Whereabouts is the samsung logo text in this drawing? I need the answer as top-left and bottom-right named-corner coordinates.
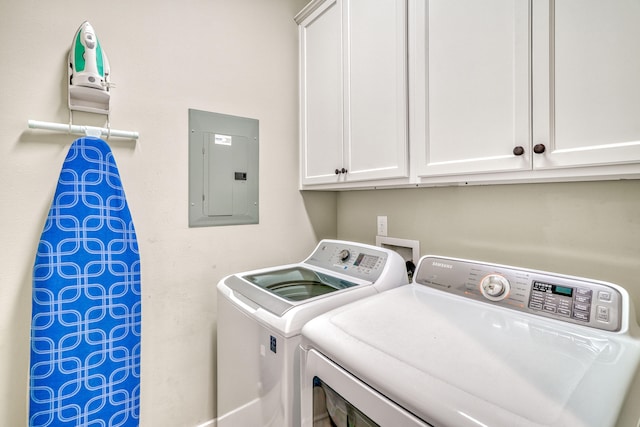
top-left (432, 261), bottom-right (453, 269)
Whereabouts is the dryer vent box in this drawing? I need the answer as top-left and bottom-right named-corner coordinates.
top-left (189, 109), bottom-right (259, 227)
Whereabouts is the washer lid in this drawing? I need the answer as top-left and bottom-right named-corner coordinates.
top-left (224, 266), bottom-right (362, 317)
top-left (302, 285), bottom-right (640, 427)
top-left (243, 266), bottom-right (359, 301)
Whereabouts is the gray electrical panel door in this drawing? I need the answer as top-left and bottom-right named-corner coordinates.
top-left (189, 109), bottom-right (259, 227)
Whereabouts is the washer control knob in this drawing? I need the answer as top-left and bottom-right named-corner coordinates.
top-left (480, 274), bottom-right (510, 301)
top-left (338, 249), bottom-right (351, 263)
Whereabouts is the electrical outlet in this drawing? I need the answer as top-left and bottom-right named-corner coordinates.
top-left (377, 216), bottom-right (388, 236)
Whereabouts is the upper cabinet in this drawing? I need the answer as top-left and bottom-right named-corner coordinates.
top-left (532, 0), bottom-right (640, 171)
top-left (297, 0), bottom-right (640, 190)
top-left (412, 0), bottom-right (640, 184)
top-left (296, 0), bottom-right (408, 188)
top-left (411, 0), bottom-right (531, 178)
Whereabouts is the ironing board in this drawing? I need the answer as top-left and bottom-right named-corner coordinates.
top-left (29, 137), bottom-right (141, 426)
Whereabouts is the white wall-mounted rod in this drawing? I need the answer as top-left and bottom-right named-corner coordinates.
top-left (28, 120), bottom-right (139, 140)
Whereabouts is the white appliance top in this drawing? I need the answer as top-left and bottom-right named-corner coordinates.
top-left (218, 240), bottom-right (408, 335)
top-left (301, 255), bottom-right (640, 427)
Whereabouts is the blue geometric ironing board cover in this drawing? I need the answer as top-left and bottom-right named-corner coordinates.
top-left (29, 137), bottom-right (141, 427)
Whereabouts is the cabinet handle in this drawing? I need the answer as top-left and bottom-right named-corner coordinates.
top-left (513, 146), bottom-right (525, 156)
top-left (335, 168), bottom-right (349, 175)
top-left (533, 144), bottom-right (546, 154)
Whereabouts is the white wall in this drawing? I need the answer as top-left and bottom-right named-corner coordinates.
top-left (0, 0), bottom-right (334, 426)
top-left (336, 181), bottom-right (640, 323)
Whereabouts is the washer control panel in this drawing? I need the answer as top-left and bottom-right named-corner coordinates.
top-left (415, 256), bottom-right (624, 332)
top-left (305, 241), bottom-right (389, 282)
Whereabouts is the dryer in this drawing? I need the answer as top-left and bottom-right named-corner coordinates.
top-left (300, 255), bottom-right (640, 427)
top-left (216, 239), bottom-right (408, 427)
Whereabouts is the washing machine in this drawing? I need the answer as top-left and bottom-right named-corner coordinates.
top-left (216, 239), bottom-right (409, 427)
top-left (300, 255), bottom-right (640, 427)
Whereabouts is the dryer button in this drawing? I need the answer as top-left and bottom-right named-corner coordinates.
top-left (574, 302), bottom-right (590, 312)
top-left (575, 294), bottom-right (591, 304)
top-left (572, 311), bottom-right (590, 322)
top-left (529, 301), bottom-right (543, 310)
top-left (576, 288), bottom-right (593, 298)
top-left (598, 291), bottom-right (612, 302)
top-left (596, 306), bottom-right (610, 322)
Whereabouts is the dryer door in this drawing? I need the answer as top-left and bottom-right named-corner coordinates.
top-left (300, 349), bottom-right (430, 427)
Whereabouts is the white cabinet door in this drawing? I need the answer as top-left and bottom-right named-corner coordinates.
top-left (412, 0), bottom-right (531, 178)
top-left (298, 0), bottom-right (408, 188)
top-left (345, 0), bottom-right (408, 182)
top-left (532, 0), bottom-right (640, 170)
top-left (299, 0), bottom-right (343, 185)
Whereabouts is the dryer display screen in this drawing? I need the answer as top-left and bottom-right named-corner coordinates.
top-left (553, 285), bottom-right (573, 297)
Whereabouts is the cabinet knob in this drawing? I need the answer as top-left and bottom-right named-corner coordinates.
top-left (513, 146), bottom-right (525, 156)
top-left (335, 169), bottom-right (340, 175)
top-left (533, 144), bottom-right (546, 154)
top-left (341, 168), bottom-right (348, 174)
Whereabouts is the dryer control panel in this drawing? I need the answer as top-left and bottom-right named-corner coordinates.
top-left (415, 256), bottom-right (624, 332)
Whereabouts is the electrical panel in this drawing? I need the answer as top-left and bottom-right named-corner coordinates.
top-left (189, 109), bottom-right (259, 227)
